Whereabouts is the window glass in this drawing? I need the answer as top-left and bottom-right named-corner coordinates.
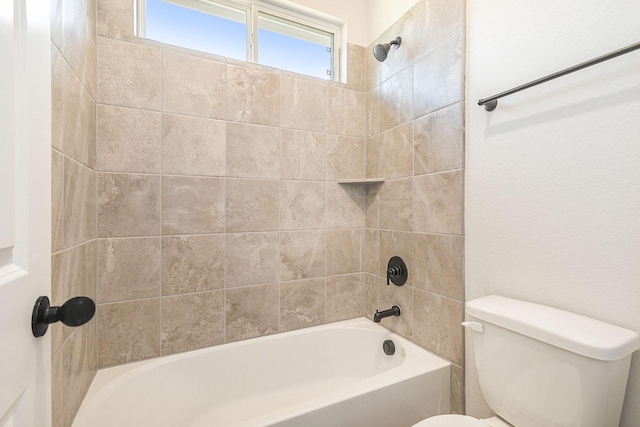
top-left (258, 12), bottom-right (333, 80)
top-left (145, 0), bottom-right (247, 61)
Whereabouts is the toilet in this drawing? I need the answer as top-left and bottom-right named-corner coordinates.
top-left (413, 295), bottom-right (640, 427)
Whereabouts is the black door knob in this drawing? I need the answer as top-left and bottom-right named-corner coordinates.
top-left (31, 296), bottom-right (96, 337)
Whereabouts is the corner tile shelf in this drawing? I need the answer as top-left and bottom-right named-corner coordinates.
top-left (337, 178), bottom-right (385, 184)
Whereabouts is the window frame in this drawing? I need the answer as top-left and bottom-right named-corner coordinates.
top-left (136, 0), bottom-right (342, 80)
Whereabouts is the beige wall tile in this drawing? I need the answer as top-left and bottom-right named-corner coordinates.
top-left (327, 86), bottom-right (366, 138)
top-left (162, 51), bottom-right (227, 119)
top-left (279, 230), bottom-right (326, 281)
top-left (326, 229), bottom-right (363, 276)
top-left (364, 273), bottom-right (383, 319)
top-left (98, 299), bottom-right (160, 368)
top-left (366, 135), bottom-right (380, 178)
top-left (280, 130), bottom-right (326, 181)
top-left (414, 35), bottom-right (465, 119)
top-left (162, 176), bottom-right (225, 234)
top-left (53, 15), bottom-right (98, 420)
top-left (366, 86), bottom-right (381, 138)
top-left (280, 181), bottom-right (325, 230)
top-left (86, 238), bottom-right (97, 295)
top-left (83, 0), bottom-right (97, 27)
top-left (365, 184), bottom-right (381, 229)
top-left (227, 65), bottom-right (280, 126)
top-left (51, 0), bottom-right (63, 50)
top-left (162, 114), bottom-right (226, 176)
top-left (226, 122), bottom-right (280, 179)
top-left (413, 0), bottom-right (465, 59)
top-left (97, 37), bottom-right (162, 110)
top-left (226, 233), bottom-right (279, 287)
top-left (97, 238), bottom-right (161, 303)
top-left (226, 179), bottom-right (278, 232)
top-left (97, 105), bottom-right (162, 173)
top-left (413, 171), bottom-right (463, 234)
top-left (326, 273), bottom-right (364, 322)
top-left (98, 173), bottom-right (160, 237)
top-left (413, 291), bottom-right (464, 366)
top-left (51, 252), bottom-right (66, 355)
top-left (280, 278), bottom-right (326, 332)
top-left (451, 363), bottom-right (465, 415)
top-left (87, 171), bottom-right (97, 240)
top-left (326, 135), bottom-right (365, 181)
top-left (162, 235), bottom-right (225, 295)
top-left (326, 183), bottom-right (365, 229)
top-left (379, 65), bottom-right (414, 132)
top-left (379, 122), bottom-right (414, 179)
top-left (51, 348), bottom-right (64, 427)
top-left (379, 178), bottom-right (413, 231)
top-left (66, 243), bottom-right (88, 303)
top-left (97, 0), bottom-right (133, 41)
top-left (161, 291), bottom-right (225, 355)
top-left (62, 0), bottom-right (97, 98)
top-left (226, 284), bottom-right (279, 342)
top-left (51, 46), bottom-right (64, 152)
top-left (280, 76), bottom-right (326, 132)
top-left (414, 102), bottom-right (464, 174)
top-left (62, 60), bottom-right (96, 167)
top-left (365, 229), bottom-right (379, 275)
top-left (345, 43), bottom-right (365, 92)
top-left (52, 151), bottom-right (64, 252)
top-left (62, 324), bottom-right (97, 427)
top-left (63, 158), bottom-right (91, 247)
top-left (51, 246), bottom-right (90, 368)
top-left (413, 233), bottom-right (463, 300)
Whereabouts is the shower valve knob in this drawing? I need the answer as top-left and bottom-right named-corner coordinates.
top-left (31, 296), bottom-right (96, 337)
top-left (386, 256), bottom-right (408, 286)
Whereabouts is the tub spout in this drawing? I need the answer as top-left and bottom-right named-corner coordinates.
top-left (373, 305), bottom-right (401, 323)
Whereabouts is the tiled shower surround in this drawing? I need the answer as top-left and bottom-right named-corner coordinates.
top-left (52, 0), bottom-right (465, 425)
top-left (94, 38), bottom-right (369, 368)
top-left (364, 0), bottom-right (466, 414)
top-left (51, 0), bottom-right (98, 425)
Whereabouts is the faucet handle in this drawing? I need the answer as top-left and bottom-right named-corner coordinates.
top-left (386, 256), bottom-right (408, 286)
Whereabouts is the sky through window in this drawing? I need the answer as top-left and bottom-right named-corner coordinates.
top-left (145, 0), bottom-right (333, 79)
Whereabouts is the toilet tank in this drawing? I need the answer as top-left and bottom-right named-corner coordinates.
top-left (465, 295), bottom-right (640, 427)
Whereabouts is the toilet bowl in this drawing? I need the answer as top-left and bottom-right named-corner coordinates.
top-left (412, 414), bottom-right (512, 427)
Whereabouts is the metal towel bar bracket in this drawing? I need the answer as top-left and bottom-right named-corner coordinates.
top-left (478, 41), bottom-right (640, 111)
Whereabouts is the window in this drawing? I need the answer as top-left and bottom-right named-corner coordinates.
top-left (138, 0), bottom-right (341, 80)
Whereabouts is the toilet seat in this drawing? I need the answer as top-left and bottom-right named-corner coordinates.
top-left (412, 415), bottom-right (512, 427)
top-left (412, 414), bottom-right (487, 427)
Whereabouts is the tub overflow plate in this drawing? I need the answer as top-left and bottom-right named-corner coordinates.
top-left (383, 339), bottom-right (395, 355)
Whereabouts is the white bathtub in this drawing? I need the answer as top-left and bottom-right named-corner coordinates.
top-left (72, 318), bottom-right (450, 427)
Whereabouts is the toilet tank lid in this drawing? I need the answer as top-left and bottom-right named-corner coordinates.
top-left (466, 295), bottom-right (640, 361)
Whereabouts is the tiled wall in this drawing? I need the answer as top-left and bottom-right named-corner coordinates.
top-left (50, 0), bottom-right (98, 425)
top-left (364, 0), bottom-right (467, 414)
top-left (94, 0), bottom-right (368, 369)
top-left (53, 0), bottom-right (466, 424)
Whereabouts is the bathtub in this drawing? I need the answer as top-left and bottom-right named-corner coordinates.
top-left (72, 318), bottom-right (450, 427)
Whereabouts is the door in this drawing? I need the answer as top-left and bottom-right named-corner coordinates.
top-left (0, 0), bottom-right (52, 426)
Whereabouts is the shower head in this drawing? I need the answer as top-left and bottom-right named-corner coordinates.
top-left (372, 37), bottom-right (402, 62)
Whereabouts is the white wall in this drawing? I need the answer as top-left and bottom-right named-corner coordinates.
top-left (280, 0), bottom-right (420, 46)
top-left (466, 0), bottom-right (640, 425)
top-left (365, 0), bottom-right (421, 44)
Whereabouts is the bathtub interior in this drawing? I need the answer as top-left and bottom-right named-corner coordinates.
top-left (74, 319), bottom-right (450, 427)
